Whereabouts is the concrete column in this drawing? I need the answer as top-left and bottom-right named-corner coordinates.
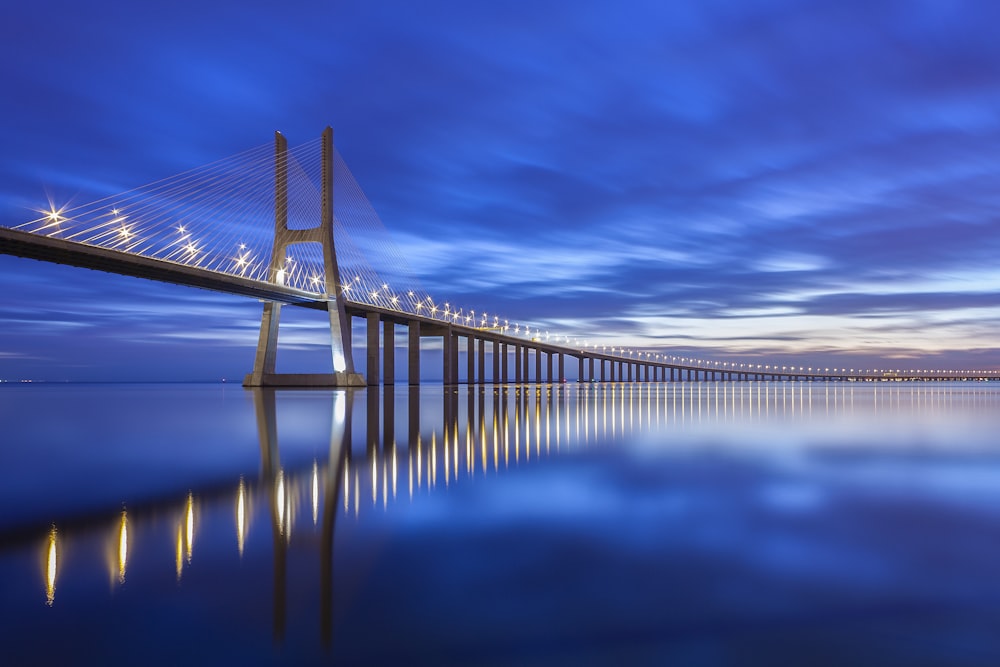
top-left (383, 321), bottom-right (395, 385)
top-left (535, 348), bottom-right (542, 383)
top-left (558, 353), bottom-right (564, 383)
top-left (366, 312), bottom-right (379, 386)
top-left (467, 335), bottom-right (475, 384)
top-left (600, 359), bottom-right (606, 382)
top-left (514, 345), bottom-right (522, 383)
top-left (501, 343), bottom-right (508, 383)
top-left (451, 332), bottom-right (460, 384)
top-left (522, 346), bottom-right (530, 383)
top-left (627, 362), bottom-right (633, 382)
top-left (589, 357), bottom-right (595, 382)
top-left (492, 340), bottom-right (500, 384)
top-left (478, 338), bottom-right (486, 384)
top-left (408, 321), bottom-right (420, 385)
top-left (442, 330), bottom-right (453, 385)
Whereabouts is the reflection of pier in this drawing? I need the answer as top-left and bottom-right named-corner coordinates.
top-left (25, 381), bottom-right (1000, 641)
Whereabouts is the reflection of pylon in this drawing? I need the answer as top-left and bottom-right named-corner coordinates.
top-left (243, 128), bottom-right (365, 387)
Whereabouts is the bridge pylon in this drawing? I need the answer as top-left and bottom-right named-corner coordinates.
top-left (243, 128), bottom-right (365, 387)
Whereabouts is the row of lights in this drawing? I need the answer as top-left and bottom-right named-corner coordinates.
top-left (34, 206), bottom-right (1000, 379)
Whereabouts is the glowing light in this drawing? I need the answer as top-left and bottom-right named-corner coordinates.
top-left (236, 477), bottom-right (247, 557)
top-left (45, 525), bottom-right (57, 606)
top-left (185, 492), bottom-right (194, 563)
top-left (312, 461), bottom-right (319, 525)
top-left (175, 524), bottom-right (183, 580)
top-left (276, 470), bottom-right (286, 536)
top-left (117, 510), bottom-right (128, 584)
top-left (343, 464), bottom-right (350, 514)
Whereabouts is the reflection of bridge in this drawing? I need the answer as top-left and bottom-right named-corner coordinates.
top-left (19, 382), bottom-right (1000, 644)
top-left (2, 129), bottom-right (996, 384)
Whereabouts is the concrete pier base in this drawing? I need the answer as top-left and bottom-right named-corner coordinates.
top-left (243, 372), bottom-right (366, 387)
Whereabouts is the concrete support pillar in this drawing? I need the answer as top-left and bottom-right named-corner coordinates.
top-left (478, 338), bottom-right (486, 384)
top-left (500, 343), bottom-right (508, 383)
top-left (408, 321), bottom-right (420, 385)
top-left (383, 321), bottom-right (394, 385)
top-left (627, 363), bottom-right (633, 382)
top-left (558, 353), bottom-right (565, 383)
top-left (442, 330), bottom-right (453, 385)
top-left (451, 332), bottom-right (460, 384)
top-left (600, 359), bottom-right (606, 382)
top-left (522, 346), bottom-right (530, 383)
top-left (467, 335), bottom-right (475, 384)
top-left (589, 357), bottom-right (595, 382)
top-left (535, 348), bottom-right (542, 383)
top-left (492, 340), bottom-right (500, 384)
top-left (514, 345), bottom-right (521, 383)
top-left (366, 312), bottom-right (379, 386)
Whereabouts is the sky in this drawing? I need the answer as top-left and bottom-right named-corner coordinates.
top-left (2, 0), bottom-right (1000, 381)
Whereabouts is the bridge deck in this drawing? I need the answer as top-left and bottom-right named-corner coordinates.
top-left (0, 227), bottom-right (326, 307)
top-left (2, 227), bottom-right (994, 383)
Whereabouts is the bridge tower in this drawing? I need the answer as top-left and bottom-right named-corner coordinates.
top-left (243, 128), bottom-right (365, 387)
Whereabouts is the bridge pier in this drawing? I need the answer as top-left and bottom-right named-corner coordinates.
top-left (408, 321), bottom-right (420, 385)
top-left (478, 338), bottom-right (486, 384)
top-left (466, 335), bottom-right (475, 384)
top-left (367, 313), bottom-right (379, 386)
top-left (244, 129), bottom-right (364, 388)
top-left (384, 322), bottom-right (395, 385)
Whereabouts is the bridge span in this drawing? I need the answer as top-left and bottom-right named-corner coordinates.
top-left (2, 129), bottom-right (996, 386)
top-left (2, 224), bottom-right (991, 385)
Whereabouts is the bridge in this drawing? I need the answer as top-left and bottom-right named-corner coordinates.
top-left (1, 128), bottom-right (996, 385)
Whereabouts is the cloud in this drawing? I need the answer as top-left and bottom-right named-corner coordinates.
top-left (3, 0), bottom-right (1000, 377)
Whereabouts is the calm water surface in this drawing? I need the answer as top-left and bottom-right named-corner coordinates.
top-left (2, 382), bottom-right (1000, 666)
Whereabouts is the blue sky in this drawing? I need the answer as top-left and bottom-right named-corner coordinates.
top-left (2, 0), bottom-right (1000, 380)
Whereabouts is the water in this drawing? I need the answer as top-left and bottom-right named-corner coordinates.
top-left (2, 382), bottom-right (1000, 666)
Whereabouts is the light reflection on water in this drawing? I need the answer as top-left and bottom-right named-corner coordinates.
top-left (1, 382), bottom-right (1000, 665)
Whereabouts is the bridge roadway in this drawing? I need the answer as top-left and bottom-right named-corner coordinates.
top-left (2, 226), bottom-right (994, 385)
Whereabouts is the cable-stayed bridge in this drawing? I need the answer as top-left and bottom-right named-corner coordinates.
top-left (1, 129), bottom-right (996, 385)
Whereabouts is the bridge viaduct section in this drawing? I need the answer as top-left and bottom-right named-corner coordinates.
top-left (340, 303), bottom-right (988, 385)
